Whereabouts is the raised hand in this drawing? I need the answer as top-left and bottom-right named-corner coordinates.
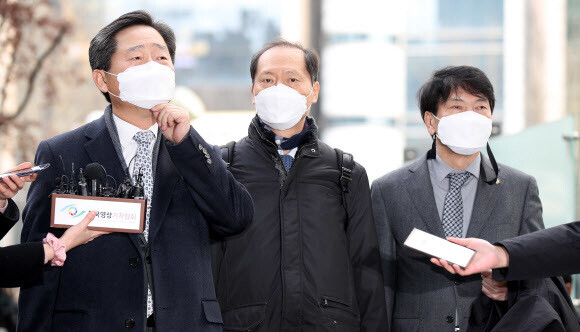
top-left (150, 103), bottom-right (191, 144)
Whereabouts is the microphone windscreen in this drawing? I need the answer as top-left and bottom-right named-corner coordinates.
top-left (54, 177), bottom-right (62, 186)
top-left (85, 163), bottom-right (103, 181)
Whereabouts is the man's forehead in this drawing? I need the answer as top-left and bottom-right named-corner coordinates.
top-left (257, 46), bottom-right (307, 73)
top-left (446, 88), bottom-right (488, 103)
top-left (114, 25), bottom-right (166, 48)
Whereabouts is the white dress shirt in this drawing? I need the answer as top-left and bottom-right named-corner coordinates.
top-left (112, 114), bottom-right (158, 177)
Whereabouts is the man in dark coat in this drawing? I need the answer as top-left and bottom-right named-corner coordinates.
top-left (211, 40), bottom-right (387, 331)
top-left (17, 11), bottom-right (253, 331)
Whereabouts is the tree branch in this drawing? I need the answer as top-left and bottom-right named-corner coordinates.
top-left (5, 24), bottom-right (67, 121)
top-left (0, 32), bottom-right (20, 114)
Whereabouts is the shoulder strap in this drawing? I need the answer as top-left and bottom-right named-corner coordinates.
top-left (220, 141), bottom-right (236, 171)
top-left (335, 148), bottom-right (354, 228)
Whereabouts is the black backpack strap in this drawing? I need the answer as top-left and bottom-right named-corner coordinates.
top-left (220, 141), bottom-right (236, 171)
top-left (335, 148), bottom-right (354, 228)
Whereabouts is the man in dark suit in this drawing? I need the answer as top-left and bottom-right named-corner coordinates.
top-left (17, 11), bottom-right (253, 331)
top-left (371, 66), bottom-right (544, 331)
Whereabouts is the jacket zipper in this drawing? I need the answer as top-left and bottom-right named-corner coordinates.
top-left (251, 121), bottom-right (317, 179)
top-left (251, 122), bottom-right (287, 175)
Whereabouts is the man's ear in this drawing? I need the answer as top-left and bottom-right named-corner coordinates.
top-left (251, 85), bottom-right (255, 105)
top-left (310, 81), bottom-right (320, 104)
top-left (93, 70), bottom-right (108, 93)
top-left (424, 111), bottom-right (437, 136)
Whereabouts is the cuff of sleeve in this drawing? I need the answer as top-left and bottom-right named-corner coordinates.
top-left (165, 127), bottom-right (193, 147)
top-left (491, 243), bottom-right (509, 281)
top-left (43, 233), bottom-right (67, 266)
top-left (1, 199), bottom-right (19, 221)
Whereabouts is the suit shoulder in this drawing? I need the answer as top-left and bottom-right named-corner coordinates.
top-left (40, 119), bottom-right (105, 154)
top-left (372, 160), bottom-right (419, 189)
top-left (497, 163), bottom-right (535, 183)
top-left (42, 122), bottom-right (91, 148)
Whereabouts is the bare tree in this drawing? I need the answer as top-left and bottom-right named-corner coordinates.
top-left (0, 0), bottom-right (71, 128)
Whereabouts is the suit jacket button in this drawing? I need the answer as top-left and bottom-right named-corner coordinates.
top-left (129, 257), bottom-right (140, 267)
top-left (454, 275), bottom-right (461, 285)
top-left (446, 316), bottom-right (454, 323)
top-left (145, 256), bottom-right (152, 264)
top-left (125, 318), bottom-right (135, 328)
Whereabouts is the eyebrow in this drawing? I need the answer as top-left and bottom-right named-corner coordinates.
top-left (449, 97), bottom-right (488, 102)
top-left (449, 97), bottom-right (464, 102)
top-left (258, 70), bottom-right (303, 77)
top-left (258, 71), bottom-right (275, 77)
top-left (126, 43), bottom-right (168, 52)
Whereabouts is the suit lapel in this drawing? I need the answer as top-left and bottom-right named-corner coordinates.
top-left (147, 139), bottom-right (180, 243)
top-left (405, 156), bottom-right (446, 237)
top-left (465, 155), bottom-right (502, 238)
top-left (83, 116), bottom-right (143, 252)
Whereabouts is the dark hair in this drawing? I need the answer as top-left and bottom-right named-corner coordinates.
top-left (417, 66), bottom-right (495, 119)
top-left (250, 38), bottom-right (320, 84)
top-left (89, 10), bottom-right (176, 102)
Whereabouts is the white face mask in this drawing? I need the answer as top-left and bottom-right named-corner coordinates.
top-left (106, 61), bottom-right (175, 109)
top-left (432, 111), bottom-right (492, 155)
top-left (254, 83), bottom-right (313, 130)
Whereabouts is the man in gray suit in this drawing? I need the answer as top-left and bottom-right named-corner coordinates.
top-left (371, 66), bottom-right (544, 331)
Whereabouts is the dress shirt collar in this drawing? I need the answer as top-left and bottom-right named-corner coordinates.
top-left (432, 152), bottom-right (481, 188)
top-left (112, 114), bottom-right (158, 147)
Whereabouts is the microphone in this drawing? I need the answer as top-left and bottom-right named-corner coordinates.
top-left (116, 168), bottom-right (133, 198)
top-left (85, 163), bottom-right (103, 197)
top-left (78, 168), bottom-right (88, 196)
top-left (53, 155), bottom-right (68, 195)
top-left (52, 177), bottom-right (64, 194)
top-left (60, 175), bottom-right (68, 193)
top-left (68, 163), bottom-right (78, 195)
top-left (99, 164), bottom-right (116, 197)
top-left (132, 167), bottom-right (144, 199)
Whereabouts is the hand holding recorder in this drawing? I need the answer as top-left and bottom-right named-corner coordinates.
top-left (430, 237), bottom-right (510, 276)
top-left (0, 162), bottom-right (47, 209)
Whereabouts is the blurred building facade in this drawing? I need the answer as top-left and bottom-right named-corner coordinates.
top-left (2, 0), bottom-right (580, 258)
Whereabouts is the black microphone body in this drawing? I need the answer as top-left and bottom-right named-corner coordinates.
top-left (78, 168), bottom-right (88, 196)
top-left (132, 169), bottom-right (144, 200)
top-left (68, 163), bottom-right (77, 195)
top-left (91, 179), bottom-right (98, 197)
top-left (52, 177), bottom-right (64, 194)
top-left (85, 163), bottom-right (104, 197)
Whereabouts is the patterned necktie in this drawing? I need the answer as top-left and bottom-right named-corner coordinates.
top-left (132, 130), bottom-right (155, 317)
top-left (441, 172), bottom-right (470, 238)
top-left (280, 154), bottom-right (294, 171)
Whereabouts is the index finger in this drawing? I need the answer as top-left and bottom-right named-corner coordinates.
top-left (79, 211), bottom-right (98, 227)
top-left (151, 103), bottom-right (171, 112)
